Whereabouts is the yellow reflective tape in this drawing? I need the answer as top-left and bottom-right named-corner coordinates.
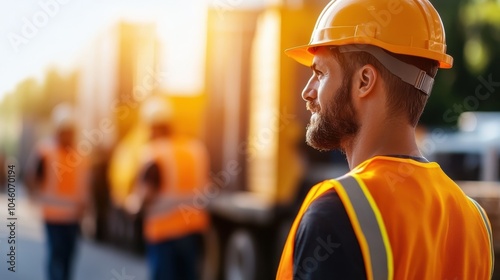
top-left (333, 179), bottom-right (374, 280)
top-left (352, 174), bottom-right (394, 280)
top-left (336, 175), bottom-right (393, 280)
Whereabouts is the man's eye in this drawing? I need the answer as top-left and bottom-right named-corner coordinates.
top-left (314, 70), bottom-right (324, 78)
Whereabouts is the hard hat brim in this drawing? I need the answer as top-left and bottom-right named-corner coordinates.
top-left (285, 44), bottom-right (315, 67)
top-left (285, 40), bottom-right (453, 69)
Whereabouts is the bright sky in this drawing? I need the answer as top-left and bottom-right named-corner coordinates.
top-left (0, 0), bottom-right (210, 100)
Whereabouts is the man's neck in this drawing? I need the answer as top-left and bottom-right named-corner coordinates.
top-left (343, 119), bottom-right (422, 169)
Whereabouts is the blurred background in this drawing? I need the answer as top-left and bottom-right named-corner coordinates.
top-left (0, 0), bottom-right (500, 279)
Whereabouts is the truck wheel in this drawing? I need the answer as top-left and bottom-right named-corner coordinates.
top-left (224, 229), bottom-right (258, 280)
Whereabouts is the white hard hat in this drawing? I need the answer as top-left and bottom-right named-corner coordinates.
top-left (51, 103), bottom-right (76, 131)
top-left (140, 96), bottom-right (173, 125)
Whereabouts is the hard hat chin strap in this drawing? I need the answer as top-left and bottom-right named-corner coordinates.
top-left (337, 45), bottom-right (434, 96)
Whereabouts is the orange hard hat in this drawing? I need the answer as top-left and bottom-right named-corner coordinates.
top-left (285, 0), bottom-right (453, 69)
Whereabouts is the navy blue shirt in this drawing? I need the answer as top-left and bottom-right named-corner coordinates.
top-left (293, 190), bottom-right (366, 280)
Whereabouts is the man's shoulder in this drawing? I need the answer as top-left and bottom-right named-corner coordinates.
top-left (297, 189), bottom-right (350, 244)
top-left (294, 189), bottom-right (367, 279)
top-left (302, 189), bottom-right (344, 220)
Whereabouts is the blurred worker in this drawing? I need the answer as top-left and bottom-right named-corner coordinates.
top-left (277, 1), bottom-right (494, 279)
top-left (26, 103), bottom-right (89, 280)
top-left (125, 96), bottom-right (210, 280)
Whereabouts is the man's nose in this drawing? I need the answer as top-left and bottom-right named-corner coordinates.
top-left (302, 75), bottom-right (318, 102)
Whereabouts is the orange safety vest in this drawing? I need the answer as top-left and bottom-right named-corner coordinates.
top-left (143, 137), bottom-right (210, 244)
top-left (38, 142), bottom-right (89, 224)
top-left (277, 156), bottom-right (494, 280)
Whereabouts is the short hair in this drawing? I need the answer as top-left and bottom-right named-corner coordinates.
top-left (331, 47), bottom-right (439, 127)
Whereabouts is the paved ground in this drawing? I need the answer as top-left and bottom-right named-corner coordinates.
top-left (0, 187), bottom-right (148, 280)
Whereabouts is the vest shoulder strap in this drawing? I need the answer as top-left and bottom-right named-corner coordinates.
top-left (336, 175), bottom-right (394, 280)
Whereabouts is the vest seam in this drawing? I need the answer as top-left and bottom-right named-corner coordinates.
top-left (467, 197), bottom-right (495, 278)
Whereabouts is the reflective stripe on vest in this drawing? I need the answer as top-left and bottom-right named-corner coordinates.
top-left (337, 175), bottom-right (393, 280)
top-left (39, 194), bottom-right (79, 208)
top-left (147, 196), bottom-right (193, 218)
top-left (467, 197), bottom-right (495, 279)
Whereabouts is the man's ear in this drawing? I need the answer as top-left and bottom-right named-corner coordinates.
top-left (355, 64), bottom-right (377, 98)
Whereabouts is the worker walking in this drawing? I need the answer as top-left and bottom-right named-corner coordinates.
top-left (126, 96), bottom-right (210, 280)
top-left (27, 103), bottom-right (90, 280)
top-left (277, 0), bottom-right (494, 279)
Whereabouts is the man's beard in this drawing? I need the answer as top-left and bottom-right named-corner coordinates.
top-left (305, 75), bottom-right (359, 152)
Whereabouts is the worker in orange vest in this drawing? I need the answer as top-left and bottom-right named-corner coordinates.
top-left (277, 1), bottom-right (494, 279)
top-left (27, 103), bottom-right (90, 280)
top-left (125, 96), bottom-right (210, 280)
